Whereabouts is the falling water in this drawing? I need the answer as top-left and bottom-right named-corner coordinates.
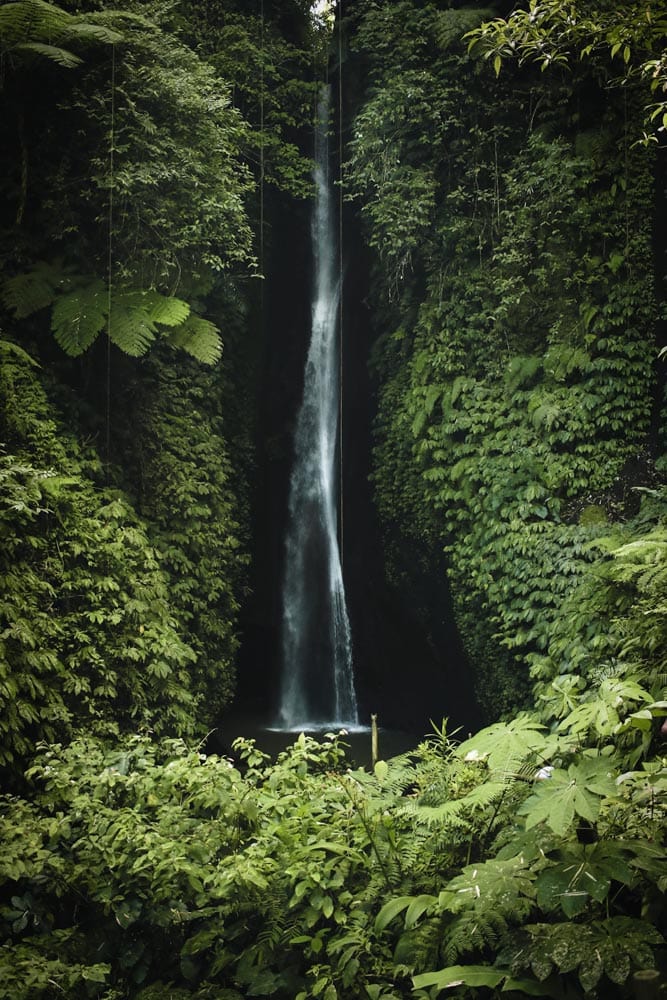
top-left (277, 85), bottom-right (358, 730)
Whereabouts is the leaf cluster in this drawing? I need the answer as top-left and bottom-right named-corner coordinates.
top-left (349, 0), bottom-right (659, 718)
top-left (0, 339), bottom-right (200, 771)
top-left (2, 263), bottom-right (223, 363)
top-left (0, 715), bottom-right (663, 999)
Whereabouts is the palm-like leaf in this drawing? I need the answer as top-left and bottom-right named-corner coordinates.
top-left (0, 0), bottom-right (121, 69)
top-left (1, 261), bottom-right (64, 318)
top-left (167, 314), bottom-right (223, 365)
top-left (3, 264), bottom-right (221, 364)
top-left (14, 40), bottom-right (81, 67)
top-left (51, 281), bottom-right (107, 355)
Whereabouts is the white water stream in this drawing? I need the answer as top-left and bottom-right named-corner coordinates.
top-left (277, 85), bottom-right (358, 731)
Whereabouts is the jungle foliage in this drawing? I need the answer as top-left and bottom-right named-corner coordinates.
top-left (345, 0), bottom-right (665, 717)
top-left (0, 710), bottom-right (664, 999)
top-left (0, 0), bottom-right (322, 777)
top-left (0, 0), bottom-right (666, 997)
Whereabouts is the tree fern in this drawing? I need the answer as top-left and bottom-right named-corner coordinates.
top-left (2, 265), bottom-right (221, 363)
top-left (51, 280), bottom-right (107, 355)
top-left (166, 314), bottom-right (223, 365)
top-left (0, 0), bottom-right (121, 69)
top-left (106, 298), bottom-right (157, 357)
top-left (0, 0), bottom-right (73, 45)
top-left (1, 261), bottom-right (63, 318)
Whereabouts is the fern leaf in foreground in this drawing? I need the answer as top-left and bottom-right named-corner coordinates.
top-left (15, 40), bottom-right (81, 67)
top-left (404, 779), bottom-right (507, 828)
top-left (51, 281), bottom-right (107, 355)
top-left (146, 292), bottom-right (190, 328)
top-left (106, 300), bottom-right (156, 357)
top-left (0, 0), bottom-right (70, 45)
top-left (1, 261), bottom-right (63, 318)
top-left (3, 264), bottom-right (219, 363)
top-left (167, 314), bottom-right (222, 365)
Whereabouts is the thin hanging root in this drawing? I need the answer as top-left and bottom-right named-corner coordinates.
top-left (106, 43), bottom-right (116, 471)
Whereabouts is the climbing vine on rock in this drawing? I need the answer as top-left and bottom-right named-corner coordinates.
top-left (348, 0), bottom-right (660, 717)
top-left (116, 347), bottom-right (250, 721)
top-left (0, 339), bottom-right (198, 773)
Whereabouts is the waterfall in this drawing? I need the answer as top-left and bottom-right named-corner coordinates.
top-left (277, 84), bottom-right (358, 730)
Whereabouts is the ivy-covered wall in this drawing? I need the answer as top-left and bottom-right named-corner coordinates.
top-left (345, 0), bottom-right (664, 719)
top-left (0, 0), bottom-right (324, 779)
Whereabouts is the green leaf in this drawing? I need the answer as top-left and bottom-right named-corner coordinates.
top-left (81, 965), bottom-right (111, 983)
top-left (167, 314), bottom-right (222, 365)
top-left (413, 965), bottom-right (504, 990)
top-left (51, 280), bottom-right (107, 355)
top-left (441, 856), bottom-right (535, 914)
top-left (456, 716), bottom-right (549, 772)
top-left (405, 894), bottom-right (437, 929)
top-left (519, 757), bottom-right (617, 835)
top-left (374, 896), bottom-right (413, 933)
top-left (374, 759), bottom-right (389, 783)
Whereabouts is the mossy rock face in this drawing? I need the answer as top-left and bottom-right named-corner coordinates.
top-left (579, 505), bottom-right (608, 528)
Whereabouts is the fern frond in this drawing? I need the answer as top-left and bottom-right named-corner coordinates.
top-left (2, 261), bottom-right (63, 318)
top-left (167, 314), bottom-right (222, 365)
top-left (543, 343), bottom-right (592, 379)
top-left (505, 354), bottom-right (542, 391)
top-left (530, 398), bottom-right (564, 430)
top-left (0, 0), bottom-right (71, 45)
top-left (51, 280), bottom-right (107, 355)
top-left (358, 753), bottom-right (421, 798)
top-left (613, 533), bottom-right (667, 564)
top-left (14, 40), bottom-right (81, 66)
top-left (65, 22), bottom-right (122, 46)
top-left (434, 8), bottom-right (496, 51)
top-left (0, 339), bottom-right (39, 367)
top-left (108, 298), bottom-right (157, 357)
top-left (406, 780), bottom-right (507, 828)
top-left (145, 292), bottom-right (190, 328)
top-left (0, 0), bottom-right (121, 68)
top-left (637, 565), bottom-right (667, 592)
top-left (402, 799), bottom-right (471, 829)
top-left (3, 265), bottom-right (217, 363)
top-left (441, 908), bottom-right (510, 964)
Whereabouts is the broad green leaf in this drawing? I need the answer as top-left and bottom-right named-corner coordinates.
top-left (405, 894), bottom-right (437, 929)
top-left (374, 896), bottom-right (413, 933)
top-left (413, 965), bottom-right (504, 990)
top-left (455, 715), bottom-right (548, 773)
